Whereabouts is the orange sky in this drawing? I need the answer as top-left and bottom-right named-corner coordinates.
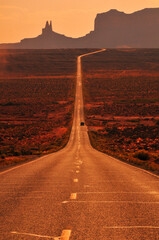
top-left (0, 0), bottom-right (159, 43)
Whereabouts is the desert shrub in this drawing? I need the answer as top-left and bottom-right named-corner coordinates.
top-left (154, 158), bottom-right (159, 164)
top-left (133, 150), bottom-right (150, 161)
top-left (1, 154), bottom-right (6, 159)
top-left (13, 150), bottom-right (21, 156)
top-left (21, 148), bottom-right (32, 155)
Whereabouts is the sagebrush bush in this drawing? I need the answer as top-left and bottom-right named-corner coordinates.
top-left (133, 150), bottom-right (150, 161)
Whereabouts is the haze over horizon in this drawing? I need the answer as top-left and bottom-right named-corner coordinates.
top-left (0, 0), bottom-right (159, 43)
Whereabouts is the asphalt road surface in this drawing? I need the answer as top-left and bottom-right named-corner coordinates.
top-left (0, 49), bottom-right (159, 240)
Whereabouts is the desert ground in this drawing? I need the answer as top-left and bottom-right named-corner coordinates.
top-left (82, 49), bottom-right (159, 172)
top-left (0, 49), bottom-right (158, 173)
top-left (0, 49), bottom-right (93, 167)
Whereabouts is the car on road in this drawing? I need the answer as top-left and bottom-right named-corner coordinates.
top-left (80, 122), bottom-right (85, 126)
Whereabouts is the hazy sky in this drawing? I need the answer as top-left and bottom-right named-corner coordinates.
top-left (0, 0), bottom-right (159, 43)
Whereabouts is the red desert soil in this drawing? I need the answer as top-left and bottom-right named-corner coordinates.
top-left (0, 49), bottom-right (94, 167)
top-left (82, 49), bottom-right (159, 173)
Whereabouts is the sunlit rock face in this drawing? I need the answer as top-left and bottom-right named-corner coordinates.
top-left (1, 8), bottom-right (159, 48)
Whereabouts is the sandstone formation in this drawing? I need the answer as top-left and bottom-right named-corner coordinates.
top-left (0, 8), bottom-right (159, 48)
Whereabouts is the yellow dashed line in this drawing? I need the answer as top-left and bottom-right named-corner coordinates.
top-left (70, 193), bottom-right (77, 200)
top-left (73, 179), bottom-right (78, 183)
top-left (60, 230), bottom-right (71, 240)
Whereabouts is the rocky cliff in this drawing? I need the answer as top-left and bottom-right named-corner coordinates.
top-left (0, 8), bottom-right (159, 49)
top-left (93, 8), bottom-right (159, 47)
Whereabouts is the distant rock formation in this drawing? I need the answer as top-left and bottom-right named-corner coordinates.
top-left (42, 21), bottom-right (53, 35)
top-left (0, 8), bottom-right (159, 48)
top-left (92, 8), bottom-right (159, 48)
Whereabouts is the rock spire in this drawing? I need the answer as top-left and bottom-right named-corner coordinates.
top-left (42, 21), bottom-right (53, 35)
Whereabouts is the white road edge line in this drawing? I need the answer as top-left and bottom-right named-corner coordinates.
top-left (61, 200), bottom-right (159, 204)
top-left (107, 154), bottom-right (159, 179)
top-left (0, 154), bottom-right (49, 176)
top-left (11, 230), bottom-right (71, 240)
top-left (103, 226), bottom-right (159, 229)
top-left (11, 231), bottom-right (56, 239)
top-left (77, 191), bottom-right (159, 194)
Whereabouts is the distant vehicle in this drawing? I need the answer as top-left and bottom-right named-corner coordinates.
top-left (80, 122), bottom-right (85, 126)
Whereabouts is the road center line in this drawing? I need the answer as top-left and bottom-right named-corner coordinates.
top-left (73, 178), bottom-right (78, 183)
top-left (77, 160), bottom-right (83, 165)
top-left (70, 193), bottom-right (77, 200)
top-left (60, 230), bottom-right (71, 240)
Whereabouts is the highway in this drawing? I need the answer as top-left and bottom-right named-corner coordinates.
top-left (0, 49), bottom-right (159, 240)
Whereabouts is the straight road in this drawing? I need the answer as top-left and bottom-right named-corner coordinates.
top-left (0, 49), bottom-right (159, 240)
